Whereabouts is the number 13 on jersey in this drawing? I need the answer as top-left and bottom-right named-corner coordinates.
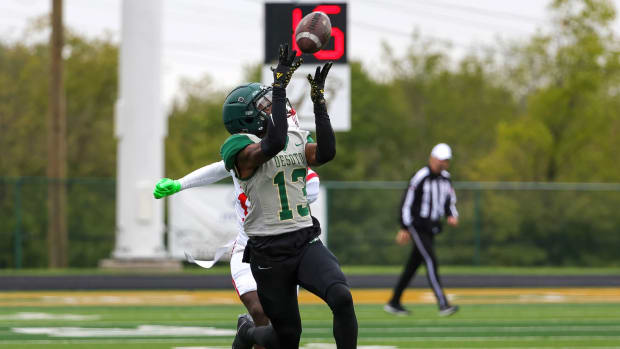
top-left (274, 168), bottom-right (310, 220)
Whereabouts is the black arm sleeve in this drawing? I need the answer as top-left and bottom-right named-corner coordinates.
top-left (260, 86), bottom-right (288, 158)
top-left (314, 103), bottom-right (336, 164)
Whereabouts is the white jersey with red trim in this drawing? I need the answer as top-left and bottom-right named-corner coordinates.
top-left (231, 171), bottom-right (250, 248)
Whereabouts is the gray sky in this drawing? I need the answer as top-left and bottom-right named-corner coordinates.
top-left (2, 0), bottom-right (620, 105)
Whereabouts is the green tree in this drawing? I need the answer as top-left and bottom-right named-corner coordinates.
top-left (0, 40), bottom-right (48, 176)
top-left (388, 36), bottom-right (518, 180)
top-left (64, 34), bottom-right (118, 177)
top-left (318, 36), bottom-right (518, 183)
top-left (1, 30), bottom-right (118, 177)
top-left (1, 28), bottom-right (118, 267)
top-left (164, 63), bottom-right (264, 178)
top-left (474, 0), bottom-right (620, 182)
top-left (165, 77), bottom-right (228, 179)
top-left (465, 0), bottom-right (620, 266)
top-left (316, 61), bottom-right (411, 181)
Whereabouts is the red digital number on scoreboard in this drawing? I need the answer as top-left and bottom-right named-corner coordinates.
top-left (291, 5), bottom-right (345, 60)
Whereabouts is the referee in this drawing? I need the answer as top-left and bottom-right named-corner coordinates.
top-left (385, 143), bottom-right (460, 317)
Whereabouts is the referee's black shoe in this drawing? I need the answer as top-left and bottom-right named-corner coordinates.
top-left (439, 304), bottom-right (459, 317)
top-left (383, 302), bottom-right (410, 316)
top-left (232, 314), bottom-right (254, 349)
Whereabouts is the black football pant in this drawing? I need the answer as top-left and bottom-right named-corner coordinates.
top-left (250, 240), bottom-right (358, 349)
top-left (390, 228), bottom-right (449, 309)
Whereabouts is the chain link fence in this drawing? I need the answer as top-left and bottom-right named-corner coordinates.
top-left (0, 177), bottom-right (115, 268)
top-left (1, 177), bottom-right (619, 268)
top-left (325, 181), bottom-right (620, 267)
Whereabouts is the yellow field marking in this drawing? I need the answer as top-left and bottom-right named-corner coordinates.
top-left (0, 290), bottom-right (240, 307)
top-left (348, 288), bottom-right (620, 305)
top-left (0, 288), bottom-right (619, 307)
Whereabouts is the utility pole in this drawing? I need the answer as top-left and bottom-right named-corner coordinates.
top-left (48, 0), bottom-right (68, 268)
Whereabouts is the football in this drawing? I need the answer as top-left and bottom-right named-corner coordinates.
top-left (294, 11), bottom-right (332, 54)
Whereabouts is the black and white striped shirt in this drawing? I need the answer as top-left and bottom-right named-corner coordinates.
top-left (399, 166), bottom-right (458, 234)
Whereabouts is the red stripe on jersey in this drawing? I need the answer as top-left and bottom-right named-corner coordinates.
top-left (232, 276), bottom-right (241, 297)
top-left (238, 193), bottom-right (249, 217)
top-left (306, 172), bottom-right (319, 181)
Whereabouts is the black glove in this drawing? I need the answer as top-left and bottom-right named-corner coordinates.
top-left (307, 62), bottom-right (333, 105)
top-left (272, 43), bottom-right (303, 88)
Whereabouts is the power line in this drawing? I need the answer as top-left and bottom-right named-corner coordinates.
top-left (0, 6), bottom-right (42, 17)
top-left (0, 14), bottom-right (29, 22)
top-left (165, 41), bottom-right (222, 51)
top-left (360, 0), bottom-right (531, 34)
top-left (412, 0), bottom-right (543, 23)
top-left (351, 20), bottom-right (474, 49)
top-left (164, 8), bottom-right (260, 32)
top-left (164, 49), bottom-right (252, 64)
top-left (165, 1), bottom-right (258, 18)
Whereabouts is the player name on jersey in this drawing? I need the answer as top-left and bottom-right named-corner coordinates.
top-left (274, 152), bottom-right (305, 168)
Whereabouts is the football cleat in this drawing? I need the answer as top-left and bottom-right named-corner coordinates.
top-left (232, 314), bottom-right (254, 349)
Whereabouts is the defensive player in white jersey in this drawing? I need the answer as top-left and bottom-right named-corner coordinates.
top-left (217, 44), bottom-right (357, 349)
top-left (153, 111), bottom-right (320, 349)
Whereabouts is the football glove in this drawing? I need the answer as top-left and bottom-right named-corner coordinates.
top-left (307, 61), bottom-right (333, 105)
top-left (272, 43), bottom-right (303, 88)
top-left (153, 178), bottom-right (181, 199)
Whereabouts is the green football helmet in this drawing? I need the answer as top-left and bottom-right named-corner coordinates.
top-left (222, 83), bottom-right (273, 136)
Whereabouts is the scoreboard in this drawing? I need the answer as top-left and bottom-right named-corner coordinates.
top-left (265, 3), bottom-right (347, 64)
top-left (263, 2), bottom-right (350, 131)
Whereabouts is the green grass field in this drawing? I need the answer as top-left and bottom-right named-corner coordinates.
top-left (1, 289), bottom-right (620, 348)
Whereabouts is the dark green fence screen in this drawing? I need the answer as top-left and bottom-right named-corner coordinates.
top-left (1, 178), bottom-right (619, 268)
top-left (325, 181), bottom-right (620, 267)
top-left (1, 177), bottom-right (115, 268)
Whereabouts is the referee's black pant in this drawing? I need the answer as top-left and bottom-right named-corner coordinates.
top-left (390, 227), bottom-right (449, 309)
top-left (248, 221), bottom-right (358, 349)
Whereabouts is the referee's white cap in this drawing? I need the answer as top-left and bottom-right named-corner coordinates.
top-left (431, 143), bottom-right (452, 160)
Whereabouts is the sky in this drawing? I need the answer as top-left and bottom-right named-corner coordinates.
top-left (2, 0), bottom-right (620, 106)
